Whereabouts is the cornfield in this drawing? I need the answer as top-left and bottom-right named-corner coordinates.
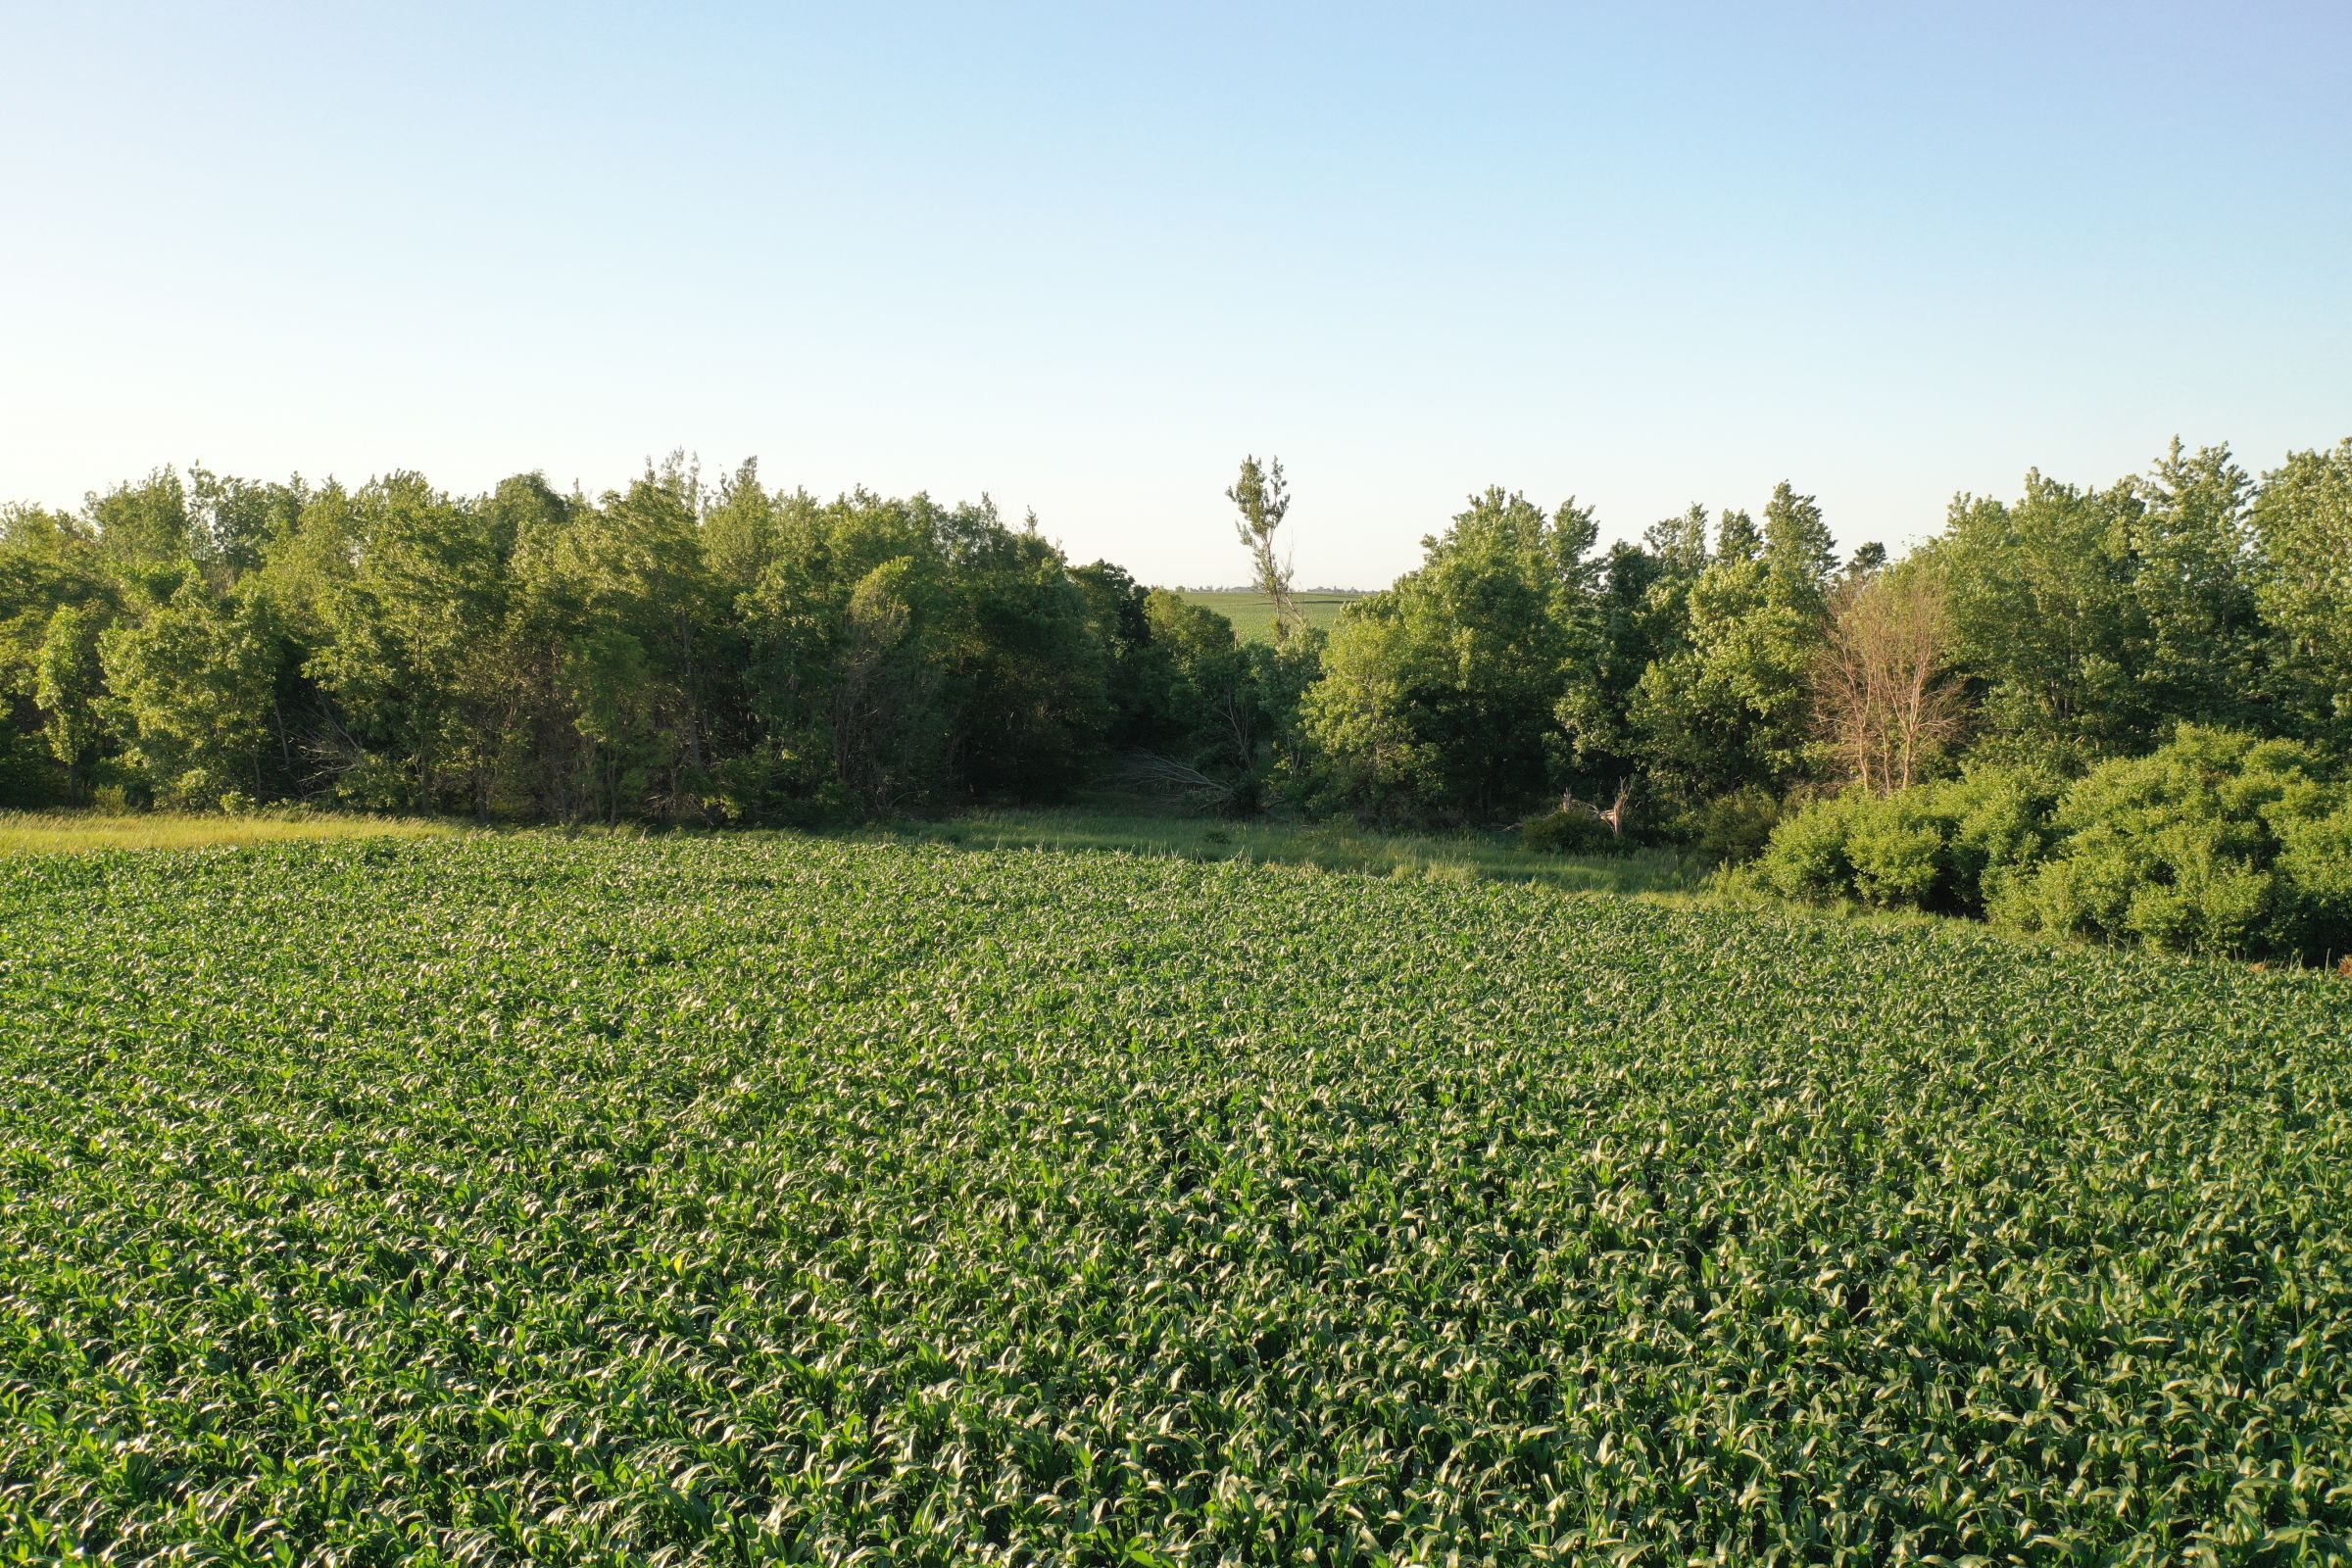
top-left (2, 837), bottom-right (2347, 1562)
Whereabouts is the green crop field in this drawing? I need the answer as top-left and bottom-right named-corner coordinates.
top-left (1166, 589), bottom-right (1367, 641)
top-left (4, 835), bottom-right (2350, 1562)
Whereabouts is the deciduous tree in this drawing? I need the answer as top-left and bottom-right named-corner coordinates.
top-left (1227, 455), bottom-right (1301, 644)
top-left (1812, 567), bottom-right (1968, 793)
top-left (2252, 439), bottom-right (2352, 754)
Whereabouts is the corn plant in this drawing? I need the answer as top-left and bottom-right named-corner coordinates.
top-left (1, 837), bottom-right (2347, 1563)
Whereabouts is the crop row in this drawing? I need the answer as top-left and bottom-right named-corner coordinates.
top-left (1, 837), bottom-right (2347, 1562)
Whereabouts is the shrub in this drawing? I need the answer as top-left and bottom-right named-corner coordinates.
top-left (1844, 804), bottom-right (1944, 907)
top-left (1521, 808), bottom-right (1618, 856)
top-left (1753, 791), bottom-right (1865, 901)
top-left (1755, 766), bottom-right (2059, 916)
top-left (2278, 799), bottom-right (2352, 962)
top-left (1680, 787), bottom-right (1783, 866)
top-left (1936, 767), bottom-right (2063, 915)
top-left (1755, 734), bottom-right (2352, 963)
top-left (1991, 727), bottom-right (2352, 962)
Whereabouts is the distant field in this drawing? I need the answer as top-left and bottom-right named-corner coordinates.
top-left (1166, 587), bottom-right (1367, 640)
top-left (4, 831), bottom-right (2347, 1559)
top-left (0, 808), bottom-right (457, 855)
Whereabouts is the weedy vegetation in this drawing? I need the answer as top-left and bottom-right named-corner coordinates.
top-left (2, 835), bottom-right (2349, 1562)
top-left (0, 809), bottom-right (459, 857)
top-left (883, 808), bottom-right (1703, 899)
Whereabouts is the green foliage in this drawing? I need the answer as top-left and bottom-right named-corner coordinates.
top-left (303, 470), bottom-right (526, 810)
top-left (2277, 797), bottom-right (2352, 960)
top-left (33, 604), bottom-right (105, 787)
top-left (1931, 446), bottom-right (2270, 770)
top-left (3, 835), bottom-right (2349, 1559)
top-left (1518, 806), bottom-right (1615, 855)
top-left (1625, 491), bottom-right (1833, 805)
top-left (1298, 594), bottom-right (1444, 816)
top-left (1995, 726), bottom-right (2350, 960)
top-left (1305, 488), bottom-right (1599, 820)
top-left (1070, 561), bottom-right (1156, 747)
top-left (1933, 473), bottom-right (2151, 768)
top-left (1761, 480), bottom-right (1836, 608)
top-left (1127, 590), bottom-right (1265, 803)
top-left (2131, 441), bottom-right (2264, 734)
top-left (1755, 770), bottom-right (2064, 916)
top-left (85, 469), bottom-right (199, 588)
top-left (1843, 803), bottom-right (1944, 907)
top-left (96, 586), bottom-right (278, 808)
top-left (1752, 788), bottom-right (1862, 901)
top-left (1676, 784), bottom-right (1782, 865)
top-left (945, 520), bottom-right (1110, 804)
top-left (1552, 540), bottom-right (1683, 788)
top-left (1759, 732), bottom-right (2351, 962)
top-left (2251, 438), bottom-right (2352, 754)
top-left (1, 433), bottom-right (2345, 848)
top-left (1626, 553), bottom-right (1814, 801)
top-left (1939, 766), bottom-right (2064, 910)
top-left (722, 489), bottom-right (1114, 821)
top-left (0, 507), bottom-right (119, 806)
top-left (2, 462), bottom-right (1136, 821)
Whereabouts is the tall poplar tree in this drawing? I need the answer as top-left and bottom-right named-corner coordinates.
top-left (1227, 455), bottom-right (1301, 644)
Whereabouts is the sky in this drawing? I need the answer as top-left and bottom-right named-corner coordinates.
top-left (2, 2), bottom-right (2347, 589)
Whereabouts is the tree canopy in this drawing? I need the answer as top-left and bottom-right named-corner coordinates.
top-left (2, 436), bottom-right (2344, 839)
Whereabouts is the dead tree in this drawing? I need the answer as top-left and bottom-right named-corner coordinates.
top-left (1557, 778), bottom-right (1636, 836)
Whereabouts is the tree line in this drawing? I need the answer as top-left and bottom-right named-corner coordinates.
top-left (0, 457), bottom-right (1309, 823)
top-left (1285, 437), bottom-right (2349, 960)
top-left (1301, 441), bottom-right (2346, 828)
top-left (3, 439), bottom-right (2347, 917)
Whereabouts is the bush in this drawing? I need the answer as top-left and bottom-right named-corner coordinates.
top-left (2278, 799), bottom-right (2352, 962)
top-left (1756, 735), bottom-right (2352, 962)
top-left (1753, 792), bottom-right (1864, 902)
top-left (1939, 768), bottom-right (2063, 915)
top-left (1521, 808), bottom-right (1619, 856)
top-left (1680, 787), bottom-right (1783, 866)
top-left (1753, 766), bottom-right (2058, 916)
top-left (1992, 727), bottom-right (2352, 962)
top-left (1844, 806), bottom-right (1944, 907)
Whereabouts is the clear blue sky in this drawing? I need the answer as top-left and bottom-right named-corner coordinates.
top-left (3, 1), bottom-right (2347, 587)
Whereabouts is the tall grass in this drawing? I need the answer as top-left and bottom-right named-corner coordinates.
top-left (0, 810), bottom-right (460, 856)
top-left (872, 807), bottom-right (1705, 897)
